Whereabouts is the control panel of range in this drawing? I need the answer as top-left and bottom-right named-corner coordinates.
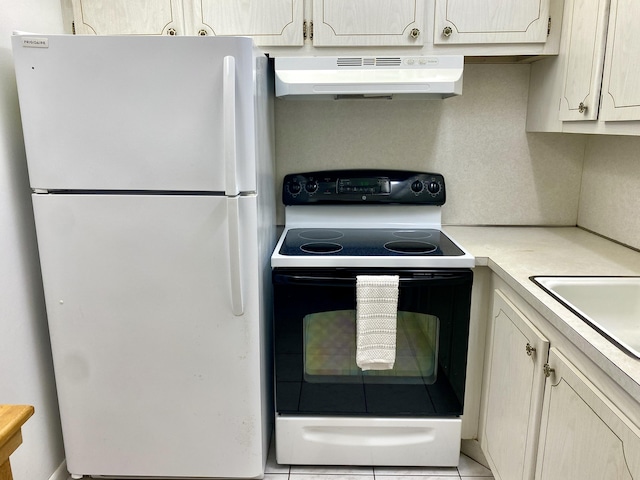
top-left (282, 169), bottom-right (446, 205)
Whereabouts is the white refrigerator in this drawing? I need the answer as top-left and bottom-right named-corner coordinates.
top-left (12, 33), bottom-right (275, 479)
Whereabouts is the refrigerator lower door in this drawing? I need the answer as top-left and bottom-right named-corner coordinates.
top-left (32, 193), bottom-right (270, 478)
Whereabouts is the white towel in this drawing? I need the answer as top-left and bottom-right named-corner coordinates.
top-left (355, 275), bottom-right (400, 371)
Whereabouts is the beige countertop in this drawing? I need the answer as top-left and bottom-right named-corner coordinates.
top-left (443, 225), bottom-right (640, 402)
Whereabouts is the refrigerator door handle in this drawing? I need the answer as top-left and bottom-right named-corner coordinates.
top-left (223, 55), bottom-right (238, 197)
top-left (227, 196), bottom-right (244, 316)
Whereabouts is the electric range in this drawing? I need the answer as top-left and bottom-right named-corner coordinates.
top-left (270, 169), bottom-right (476, 467)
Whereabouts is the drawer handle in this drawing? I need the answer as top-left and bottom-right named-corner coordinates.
top-left (543, 363), bottom-right (555, 378)
top-left (410, 28), bottom-right (421, 39)
top-left (578, 102), bottom-right (587, 113)
top-left (443, 26), bottom-right (453, 37)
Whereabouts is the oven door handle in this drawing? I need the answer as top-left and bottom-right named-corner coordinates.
top-left (273, 272), bottom-right (471, 286)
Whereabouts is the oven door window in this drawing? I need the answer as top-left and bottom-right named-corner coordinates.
top-left (273, 268), bottom-right (473, 417)
top-left (304, 309), bottom-right (439, 384)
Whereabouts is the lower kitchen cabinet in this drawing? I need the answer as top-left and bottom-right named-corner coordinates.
top-left (481, 287), bottom-right (640, 480)
top-left (536, 348), bottom-right (640, 479)
top-left (481, 290), bottom-right (549, 480)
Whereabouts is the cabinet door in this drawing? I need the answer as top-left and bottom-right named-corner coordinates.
top-left (600, 0), bottom-right (640, 121)
top-left (559, 0), bottom-right (610, 121)
top-left (312, 0), bottom-right (425, 47)
top-left (187, 0), bottom-right (303, 45)
top-left (536, 348), bottom-right (640, 479)
top-left (71, 0), bottom-right (184, 35)
top-left (434, 0), bottom-right (550, 45)
top-left (482, 290), bottom-right (550, 480)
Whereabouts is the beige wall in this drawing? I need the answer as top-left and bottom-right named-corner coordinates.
top-left (274, 63), bottom-right (587, 226)
top-left (578, 136), bottom-right (640, 251)
top-left (0, 1), bottom-right (66, 480)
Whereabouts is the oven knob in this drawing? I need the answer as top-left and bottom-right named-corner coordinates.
top-left (305, 181), bottom-right (319, 193)
top-left (288, 181), bottom-right (302, 194)
top-left (427, 181), bottom-right (441, 195)
top-left (411, 180), bottom-right (424, 193)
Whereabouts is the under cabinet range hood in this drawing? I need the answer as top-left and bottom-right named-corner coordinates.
top-left (274, 55), bottom-right (463, 100)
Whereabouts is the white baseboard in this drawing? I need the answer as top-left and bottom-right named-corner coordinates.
top-left (48, 460), bottom-right (68, 480)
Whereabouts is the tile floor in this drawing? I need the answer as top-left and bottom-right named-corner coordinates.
top-left (264, 441), bottom-right (495, 480)
top-left (62, 440), bottom-right (494, 479)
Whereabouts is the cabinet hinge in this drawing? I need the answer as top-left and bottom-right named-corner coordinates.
top-left (72, 20), bottom-right (76, 35)
top-left (303, 20), bottom-right (313, 40)
top-left (547, 17), bottom-right (551, 36)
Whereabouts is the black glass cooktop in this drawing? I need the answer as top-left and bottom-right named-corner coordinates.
top-left (279, 228), bottom-right (466, 257)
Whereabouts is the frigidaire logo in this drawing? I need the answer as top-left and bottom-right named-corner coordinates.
top-left (22, 37), bottom-right (49, 48)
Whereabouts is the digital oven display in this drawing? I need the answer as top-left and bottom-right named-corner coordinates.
top-left (338, 177), bottom-right (390, 194)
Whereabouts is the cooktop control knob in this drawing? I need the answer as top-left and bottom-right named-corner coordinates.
top-left (305, 180), bottom-right (319, 193)
top-left (427, 181), bottom-right (441, 195)
top-left (411, 180), bottom-right (424, 193)
top-left (288, 181), bottom-right (302, 194)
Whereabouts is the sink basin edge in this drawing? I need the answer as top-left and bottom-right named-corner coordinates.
top-left (530, 276), bottom-right (640, 360)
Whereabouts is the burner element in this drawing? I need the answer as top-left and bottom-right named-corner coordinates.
top-left (384, 240), bottom-right (437, 254)
top-left (393, 230), bottom-right (433, 240)
top-left (300, 242), bottom-right (344, 254)
top-left (298, 229), bottom-right (345, 241)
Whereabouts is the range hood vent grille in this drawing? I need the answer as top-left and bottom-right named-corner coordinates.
top-left (337, 57), bottom-right (363, 67)
top-left (337, 57), bottom-right (402, 68)
top-left (372, 57), bottom-right (402, 67)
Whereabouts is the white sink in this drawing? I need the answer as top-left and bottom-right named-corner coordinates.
top-left (531, 276), bottom-right (640, 359)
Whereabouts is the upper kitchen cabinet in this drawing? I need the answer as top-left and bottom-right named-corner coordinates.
top-left (69, 0), bottom-right (303, 44)
top-left (186, 0), bottom-right (304, 46)
top-left (558, 0), bottom-right (609, 121)
top-left (560, 0), bottom-right (640, 123)
top-left (434, 0), bottom-right (551, 45)
top-left (312, 0), bottom-right (424, 47)
top-left (599, 0), bottom-right (640, 121)
top-left (528, 0), bottom-right (640, 135)
top-left (66, 0), bottom-right (564, 54)
top-left (71, 0), bottom-right (185, 35)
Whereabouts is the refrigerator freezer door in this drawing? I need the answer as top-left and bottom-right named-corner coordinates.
top-left (12, 35), bottom-right (257, 194)
top-left (32, 193), bottom-right (268, 478)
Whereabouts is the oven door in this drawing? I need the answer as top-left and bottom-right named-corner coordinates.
top-left (273, 267), bottom-right (473, 417)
